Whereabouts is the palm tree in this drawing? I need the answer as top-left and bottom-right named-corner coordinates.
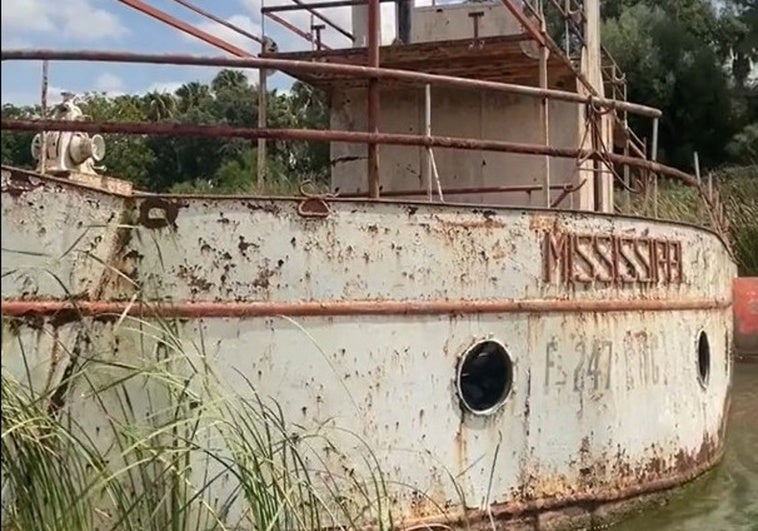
top-left (143, 91), bottom-right (176, 121)
top-left (175, 82), bottom-right (212, 113)
top-left (211, 69), bottom-right (249, 93)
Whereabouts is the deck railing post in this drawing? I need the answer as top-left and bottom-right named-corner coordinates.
top-left (39, 60), bottom-right (49, 175)
top-left (258, 10), bottom-right (267, 187)
top-left (367, 0), bottom-right (381, 198)
top-left (538, 2), bottom-right (551, 207)
top-left (651, 117), bottom-right (659, 218)
top-left (425, 84), bottom-right (432, 202)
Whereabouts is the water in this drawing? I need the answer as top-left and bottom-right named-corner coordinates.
top-left (614, 361), bottom-right (758, 531)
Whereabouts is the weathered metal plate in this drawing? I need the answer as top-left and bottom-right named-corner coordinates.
top-left (1, 170), bottom-right (736, 528)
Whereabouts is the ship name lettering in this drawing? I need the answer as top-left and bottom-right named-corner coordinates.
top-left (542, 231), bottom-right (683, 286)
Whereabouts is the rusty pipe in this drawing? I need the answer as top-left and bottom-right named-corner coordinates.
top-left (0, 298), bottom-right (731, 319)
top-left (116, 0), bottom-right (251, 57)
top-left (339, 183), bottom-right (576, 198)
top-left (264, 13), bottom-right (332, 50)
top-left (0, 118), bottom-right (699, 187)
top-left (171, 0), bottom-right (265, 45)
top-left (366, 0), bottom-right (381, 198)
top-left (291, 0), bottom-right (354, 41)
top-left (261, 0), bottom-right (394, 12)
top-left (1, 49), bottom-right (662, 118)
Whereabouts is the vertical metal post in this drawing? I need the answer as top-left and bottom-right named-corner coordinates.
top-left (651, 117), bottom-right (659, 218)
top-left (257, 7), bottom-right (267, 188)
top-left (564, 0), bottom-right (570, 54)
top-left (39, 60), bottom-right (49, 175)
top-left (257, 55), bottom-right (267, 188)
top-left (694, 151), bottom-right (701, 183)
top-left (367, 0), bottom-right (381, 198)
top-left (310, 13), bottom-right (316, 51)
top-left (694, 151), bottom-right (702, 220)
top-left (538, 4), bottom-right (551, 207)
top-left (623, 142), bottom-right (630, 212)
top-left (425, 84), bottom-right (432, 202)
top-left (708, 172), bottom-right (714, 202)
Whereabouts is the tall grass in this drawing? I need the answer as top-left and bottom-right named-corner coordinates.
top-left (1, 314), bottom-right (396, 531)
top-left (619, 165), bottom-right (758, 275)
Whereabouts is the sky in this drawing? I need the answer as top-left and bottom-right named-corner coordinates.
top-left (0, 0), bottom-right (413, 106)
top-left (3, 1), bottom-right (752, 107)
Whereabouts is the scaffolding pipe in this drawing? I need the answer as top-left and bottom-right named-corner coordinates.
top-left (651, 116), bottom-right (659, 218)
top-left (1, 49), bottom-right (663, 118)
top-left (1, 118), bottom-right (702, 189)
top-left (425, 84), bottom-right (432, 202)
top-left (264, 12), bottom-right (331, 49)
top-left (367, 0), bottom-right (381, 198)
top-left (39, 60), bottom-right (49, 175)
top-left (538, 5), bottom-right (551, 207)
top-left (171, 0), bottom-right (265, 45)
top-left (262, 0), bottom-right (395, 12)
top-left (258, 50), bottom-right (268, 187)
top-left (291, 0), bottom-right (354, 41)
top-left (116, 0), bottom-right (251, 57)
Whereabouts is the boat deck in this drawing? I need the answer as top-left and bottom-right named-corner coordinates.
top-left (263, 34), bottom-right (577, 91)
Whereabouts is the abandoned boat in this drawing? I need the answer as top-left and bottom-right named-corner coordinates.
top-left (1, 0), bottom-right (735, 529)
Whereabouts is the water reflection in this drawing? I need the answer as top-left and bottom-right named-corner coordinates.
top-left (614, 362), bottom-right (758, 531)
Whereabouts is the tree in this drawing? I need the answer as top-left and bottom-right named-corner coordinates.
top-left (602, 1), bottom-right (745, 169)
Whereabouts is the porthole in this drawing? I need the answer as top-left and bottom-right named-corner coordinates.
top-left (697, 331), bottom-right (710, 387)
top-left (457, 340), bottom-right (513, 414)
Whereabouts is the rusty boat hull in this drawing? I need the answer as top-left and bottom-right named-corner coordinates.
top-left (1, 167), bottom-right (735, 529)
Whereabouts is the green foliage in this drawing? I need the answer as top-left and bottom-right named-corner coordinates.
top-left (1, 314), bottom-right (396, 531)
top-left (0, 70), bottom-right (330, 194)
top-left (620, 166), bottom-right (758, 275)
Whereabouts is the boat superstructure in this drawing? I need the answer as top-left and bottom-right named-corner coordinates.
top-left (1, 1), bottom-right (736, 529)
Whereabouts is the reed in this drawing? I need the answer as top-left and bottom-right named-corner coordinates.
top-left (619, 165), bottom-right (758, 275)
top-left (1, 313), bottom-right (398, 531)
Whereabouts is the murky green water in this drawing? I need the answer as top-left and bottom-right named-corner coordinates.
top-left (614, 361), bottom-right (758, 531)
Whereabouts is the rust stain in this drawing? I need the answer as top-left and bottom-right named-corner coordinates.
top-left (392, 430), bottom-right (725, 530)
top-left (1, 171), bottom-right (44, 197)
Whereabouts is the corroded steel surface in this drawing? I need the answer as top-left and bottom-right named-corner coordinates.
top-left (1, 169), bottom-right (735, 528)
top-left (734, 277), bottom-right (758, 356)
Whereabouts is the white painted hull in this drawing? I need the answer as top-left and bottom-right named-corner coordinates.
top-left (1, 167), bottom-right (735, 528)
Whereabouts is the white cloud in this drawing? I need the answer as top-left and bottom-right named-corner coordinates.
top-left (94, 72), bottom-right (125, 95)
top-left (145, 81), bottom-right (186, 95)
top-left (2, 85), bottom-right (69, 106)
top-left (1, 0), bottom-right (128, 42)
top-left (182, 14), bottom-right (262, 54)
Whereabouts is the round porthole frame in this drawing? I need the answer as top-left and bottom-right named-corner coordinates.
top-left (456, 339), bottom-right (514, 416)
top-left (696, 329), bottom-right (711, 389)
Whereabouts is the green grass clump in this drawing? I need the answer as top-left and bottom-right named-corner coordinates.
top-left (1, 316), bottom-right (395, 531)
top-left (617, 165), bottom-right (758, 275)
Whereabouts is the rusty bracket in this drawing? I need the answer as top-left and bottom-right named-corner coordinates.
top-left (311, 24), bottom-right (326, 51)
top-left (296, 180), bottom-right (334, 218)
top-left (550, 178), bottom-right (587, 208)
top-left (468, 11), bottom-right (485, 49)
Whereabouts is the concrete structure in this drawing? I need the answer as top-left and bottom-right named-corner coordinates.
top-left (272, 0), bottom-right (615, 211)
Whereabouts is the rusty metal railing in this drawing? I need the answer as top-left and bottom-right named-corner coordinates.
top-left (1, 47), bottom-right (727, 241)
